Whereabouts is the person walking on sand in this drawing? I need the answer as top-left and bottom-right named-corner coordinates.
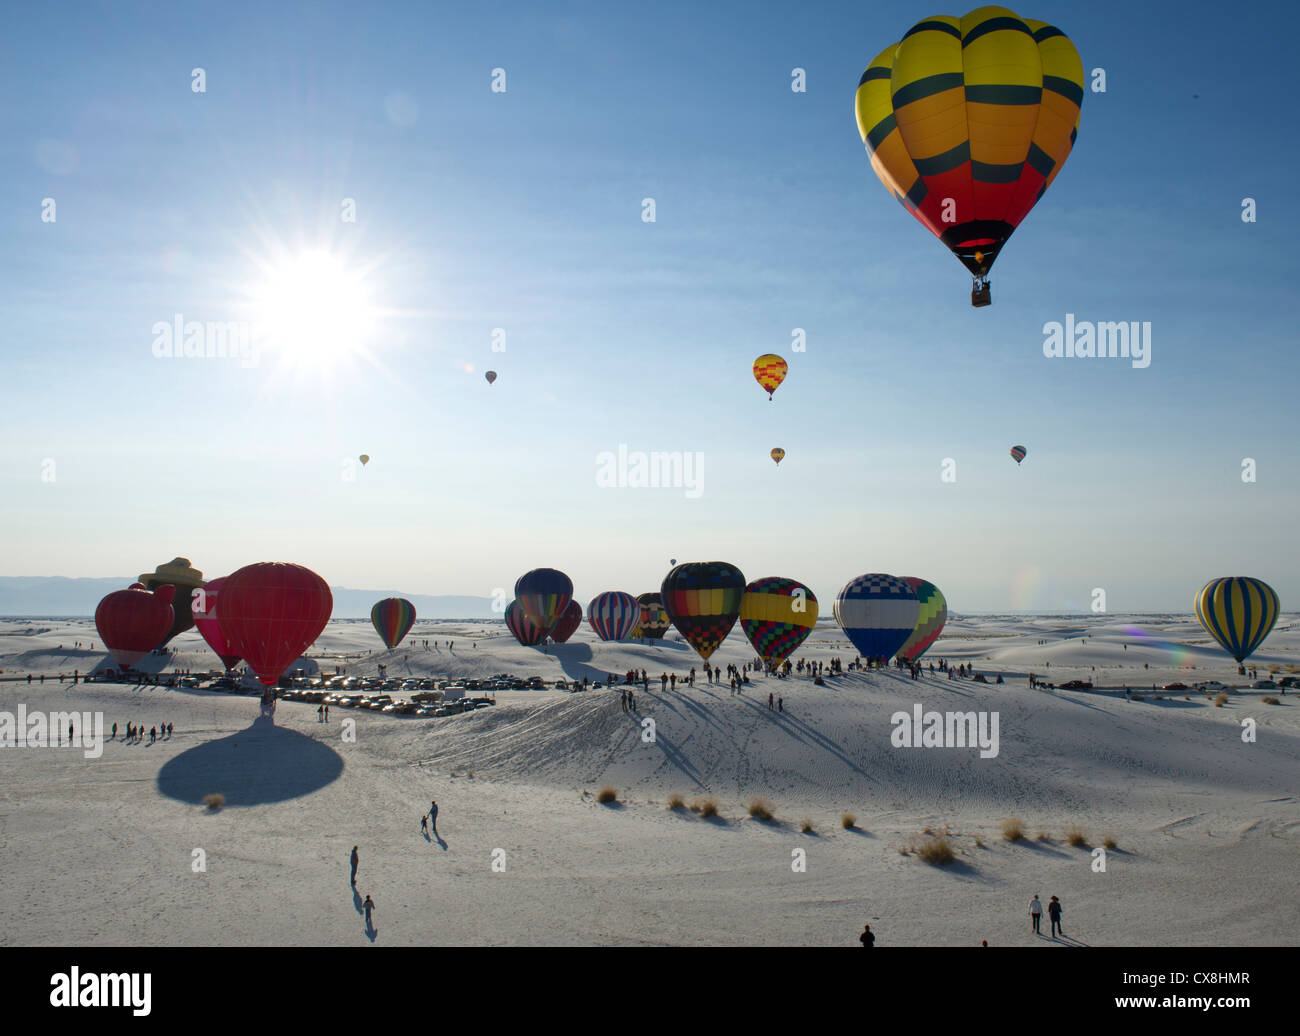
top-left (860, 924), bottom-right (875, 947)
top-left (1029, 894), bottom-right (1043, 934)
top-left (350, 846), bottom-right (359, 885)
top-left (363, 894), bottom-right (376, 927)
top-left (429, 800), bottom-right (439, 837)
top-left (1048, 895), bottom-right (1063, 937)
top-left (768, 692), bottom-right (774, 709)
top-left (420, 814), bottom-right (429, 837)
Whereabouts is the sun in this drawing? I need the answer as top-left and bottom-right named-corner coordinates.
top-left (249, 249), bottom-right (377, 371)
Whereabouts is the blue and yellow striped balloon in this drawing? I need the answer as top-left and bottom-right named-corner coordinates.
top-left (1194, 577), bottom-right (1280, 663)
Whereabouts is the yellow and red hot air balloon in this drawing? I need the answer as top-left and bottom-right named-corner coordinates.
top-left (854, 6), bottom-right (1084, 306)
top-left (753, 354), bottom-right (788, 400)
top-left (485, 371), bottom-right (497, 385)
top-left (770, 447), bottom-right (785, 465)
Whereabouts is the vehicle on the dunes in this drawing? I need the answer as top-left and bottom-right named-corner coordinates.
top-left (1059, 679), bottom-right (1092, 690)
top-left (1195, 681), bottom-right (1226, 691)
top-left (1164, 682), bottom-right (1190, 691)
top-left (1252, 679), bottom-right (1278, 689)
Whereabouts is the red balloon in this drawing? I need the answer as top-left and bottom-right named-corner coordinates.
top-left (191, 576), bottom-right (242, 670)
top-left (95, 583), bottom-right (175, 671)
top-left (549, 599), bottom-right (583, 643)
top-left (216, 563), bottom-right (333, 686)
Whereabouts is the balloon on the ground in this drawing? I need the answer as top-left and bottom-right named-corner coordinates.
top-left (770, 447), bottom-right (785, 465)
top-left (485, 371), bottom-right (497, 384)
top-left (95, 583), bottom-right (176, 671)
top-left (1194, 577), bottom-right (1280, 663)
top-left (634, 593), bottom-right (671, 640)
top-left (587, 591), bottom-right (641, 641)
top-left (191, 576), bottom-right (241, 670)
top-left (753, 354), bottom-right (788, 399)
top-left (835, 573), bottom-right (920, 660)
top-left (661, 561), bottom-right (747, 660)
top-left (897, 578), bottom-right (948, 661)
top-left (739, 577), bottom-right (819, 666)
top-left (549, 599), bottom-right (583, 643)
top-left (138, 557), bottom-right (205, 644)
top-left (505, 600), bottom-right (549, 647)
top-left (371, 597), bottom-right (416, 649)
top-left (514, 568), bottom-right (573, 632)
top-left (1011, 445), bottom-right (1027, 464)
top-left (217, 563), bottom-right (333, 686)
top-left (854, 7), bottom-right (1083, 305)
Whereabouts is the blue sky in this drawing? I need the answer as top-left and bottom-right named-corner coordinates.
top-left (2, 0), bottom-right (1297, 612)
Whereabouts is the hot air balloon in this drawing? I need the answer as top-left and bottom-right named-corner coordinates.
top-left (1194, 578), bottom-right (1280, 663)
top-left (670, 559), bottom-right (677, 565)
top-left (854, 7), bottom-right (1084, 306)
top-left (739, 577), bottom-right (818, 667)
top-left (661, 562), bottom-right (746, 660)
top-left (515, 568), bottom-right (573, 632)
top-left (835, 573), bottom-right (920, 660)
top-left (485, 371), bottom-right (497, 385)
top-left (1011, 445), bottom-right (1027, 464)
top-left (897, 578), bottom-right (949, 661)
top-left (95, 583), bottom-right (176, 672)
top-left (549, 599), bottom-right (583, 644)
top-left (505, 600), bottom-right (549, 647)
top-left (359, 455), bottom-right (370, 466)
top-left (191, 576), bottom-right (241, 671)
top-left (216, 563), bottom-right (333, 686)
top-left (770, 447), bottom-right (786, 465)
top-left (138, 557), bottom-right (205, 645)
top-left (635, 593), bottom-right (671, 641)
top-left (371, 597), bottom-right (416, 650)
top-left (753, 354), bottom-right (788, 400)
top-left (588, 591), bottom-right (641, 641)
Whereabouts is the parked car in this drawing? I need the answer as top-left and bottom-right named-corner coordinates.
top-left (1164, 682), bottom-right (1189, 691)
top-left (1277, 676), bottom-right (1300, 688)
top-left (1059, 680), bottom-right (1092, 690)
top-left (1253, 679), bottom-right (1278, 690)
top-left (1194, 681), bottom-right (1226, 691)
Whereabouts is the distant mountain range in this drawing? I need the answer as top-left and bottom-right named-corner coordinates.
top-left (0, 577), bottom-right (498, 619)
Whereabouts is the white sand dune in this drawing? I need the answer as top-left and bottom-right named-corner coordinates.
top-left (1, 615), bottom-right (1296, 946)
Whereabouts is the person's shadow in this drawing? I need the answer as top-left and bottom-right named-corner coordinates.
top-left (352, 886), bottom-right (364, 917)
top-left (364, 912), bottom-right (378, 942)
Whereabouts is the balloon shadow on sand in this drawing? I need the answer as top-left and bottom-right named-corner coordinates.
top-left (156, 717), bottom-right (344, 806)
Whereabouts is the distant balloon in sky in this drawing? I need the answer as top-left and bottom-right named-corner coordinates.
top-left (835, 573), bottom-right (920, 660)
top-left (661, 561), bottom-right (746, 660)
top-left (371, 597), bottom-right (416, 650)
top-left (95, 583), bottom-right (176, 672)
top-left (770, 447), bottom-right (785, 466)
top-left (669, 559), bottom-right (677, 566)
top-left (217, 562), bottom-right (333, 687)
top-left (587, 591), bottom-right (640, 641)
top-left (634, 593), bottom-right (671, 641)
top-left (138, 557), bottom-right (205, 644)
top-left (514, 568), bottom-right (573, 633)
top-left (505, 600), bottom-right (549, 647)
top-left (740, 577), bottom-right (818, 667)
top-left (549, 599), bottom-right (584, 644)
top-left (1010, 445), bottom-right (1027, 465)
top-left (485, 371), bottom-right (497, 385)
top-left (359, 455), bottom-right (370, 466)
top-left (753, 354), bottom-right (788, 400)
top-left (1194, 577), bottom-right (1280, 663)
top-left (191, 576), bottom-right (241, 670)
top-left (897, 578), bottom-right (948, 662)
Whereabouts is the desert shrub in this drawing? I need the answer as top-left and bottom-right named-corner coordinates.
top-left (667, 792), bottom-right (686, 810)
top-left (1001, 818), bottom-right (1025, 842)
top-left (1064, 825), bottom-right (1089, 847)
top-left (1103, 834), bottom-right (1118, 849)
top-left (800, 818), bottom-right (815, 833)
top-left (922, 825), bottom-right (933, 835)
top-left (1262, 696), bottom-right (1280, 705)
top-left (974, 837), bottom-right (985, 848)
top-left (747, 798), bottom-right (776, 823)
top-left (203, 793), bottom-right (224, 811)
top-left (841, 812), bottom-right (856, 829)
top-left (690, 797), bottom-right (719, 818)
top-left (1036, 831), bottom-right (1052, 842)
top-left (915, 837), bottom-right (955, 865)
top-left (596, 786), bottom-right (618, 804)
top-left (1214, 692), bottom-right (1229, 707)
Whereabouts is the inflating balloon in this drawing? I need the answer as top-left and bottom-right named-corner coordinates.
top-left (371, 597), bottom-right (416, 649)
top-left (635, 593), bottom-right (671, 640)
top-left (217, 562), bottom-right (333, 686)
top-left (1010, 445), bottom-right (1027, 464)
top-left (588, 591), bottom-right (641, 641)
top-left (505, 600), bottom-right (549, 647)
top-left (739, 577), bottom-right (818, 666)
top-left (549, 599), bottom-right (583, 644)
top-left (95, 583), bottom-right (176, 672)
top-left (753, 354), bottom-right (788, 400)
top-left (854, 7), bottom-right (1083, 306)
top-left (514, 568), bottom-right (573, 632)
top-left (661, 562), bottom-right (746, 660)
top-left (485, 371), bottom-right (497, 385)
top-left (897, 578), bottom-right (948, 661)
top-left (138, 557), bottom-right (205, 644)
top-left (835, 573), bottom-right (920, 660)
top-left (1194, 577), bottom-right (1280, 663)
top-left (770, 447), bottom-right (785, 466)
top-left (191, 576), bottom-right (241, 670)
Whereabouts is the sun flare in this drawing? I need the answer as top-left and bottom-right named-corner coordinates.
top-left (250, 249), bottom-right (376, 371)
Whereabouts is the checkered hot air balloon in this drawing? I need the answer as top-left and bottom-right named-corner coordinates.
top-left (587, 591), bottom-right (641, 641)
top-left (739, 577), bottom-right (818, 666)
top-left (835, 573), bottom-right (920, 660)
top-left (634, 593), bottom-right (671, 640)
top-left (896, 578), bottom-right (948, 662)
top-left (1194, 577), bottom-right (1280, 663)
top-left (753, 354), bottom-right (788, 400)
top-left (661, 562), bottom-right (746, 661)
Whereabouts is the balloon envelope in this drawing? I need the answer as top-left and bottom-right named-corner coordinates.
top-left (753, 354), bottom-right (788, 398)
top-left (138, 557), bottom-right (204, 644)
top-left (549, 599), bottom-right (583, 643)
top-left (739, 577), bottom-right (818, 666)
top-left (1194, 577), bottom-right (1280, 663)
top-left (897, 578), bottom-right (948, 661)
top-left (835, 573), bottom-right (920, 660)
top-left (854, 8), bottom-right (1083, 283)
top-left (95, 583), bottom-right (176, 671)
top-left (191, 576), bottom-right (241, 670)
top-left (505, 600), bottom-right (549, 647)
top-left (217, 563), bottom-right (333, 686)
top-left (371, 597), bottom-right (416, 649)
top-left (770, 447), bottom-right (785, 465)
top-left (1011, 445), bottom-right (1027, 464)
top-left (359, 455), bottom-right (370, 466)
top-left (514, 568), bottom-right (573, 632)
top-left (634, 593), bottom-right (671, 640)
top-left (661, 562), bottom-right (746, 660)
top-left (485, 371), bottom-right (497, 384)
top-left (588, 591), bottom-right (640, 641)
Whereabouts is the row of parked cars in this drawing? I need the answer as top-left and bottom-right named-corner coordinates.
top-left (279, 686), bottom-right (496, 718)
